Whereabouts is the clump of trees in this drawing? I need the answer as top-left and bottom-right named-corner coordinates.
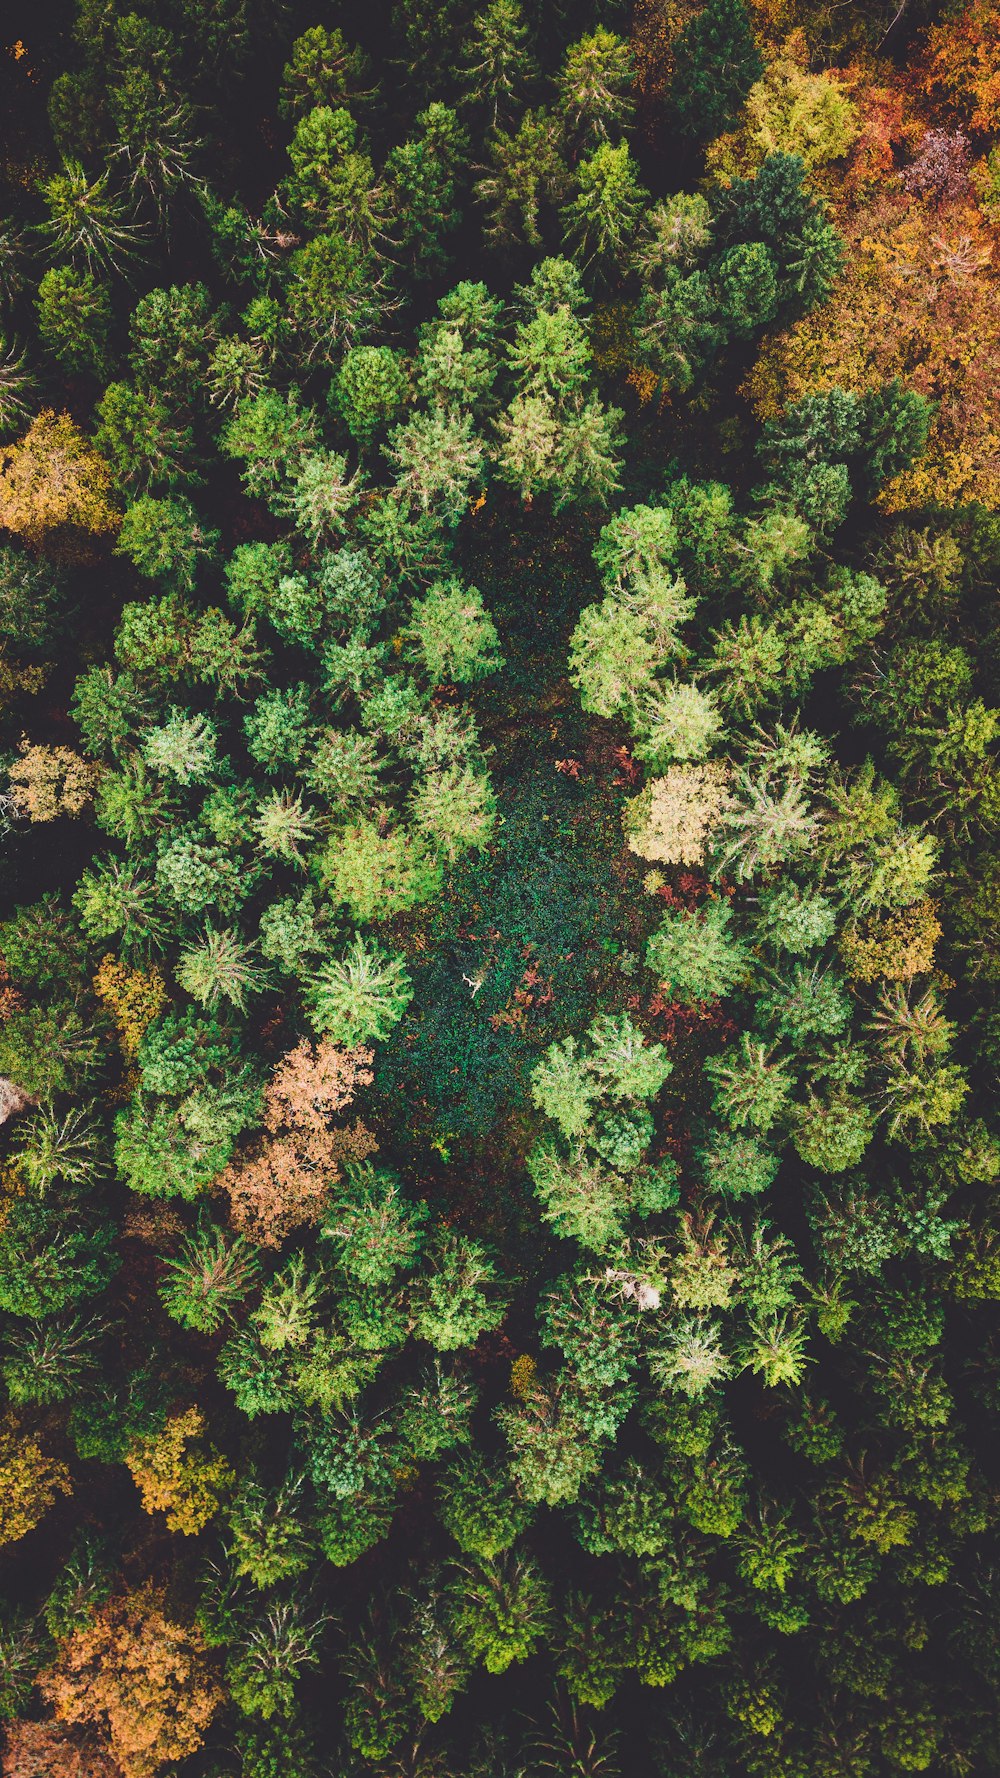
top-left (0, 0), bottom-right (998, 1774)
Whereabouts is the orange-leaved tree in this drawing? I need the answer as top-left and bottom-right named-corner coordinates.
top-left (38, 1585), bottom-right (222, 1778)
top-left (924, 0), bottom-right (1000, 134)
top-left (220, 1038), bottom-right (376, 1245)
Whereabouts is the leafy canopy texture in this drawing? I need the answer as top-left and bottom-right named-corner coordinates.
top-left (0, 2), bottom-right (998, 1774)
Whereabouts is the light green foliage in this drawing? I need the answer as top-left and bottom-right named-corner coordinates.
top-left (557, 28), bottom-right (634, 145)
top-left (36, 265), bottom-right (111, 374)
top-left (527, 1141), bottom-right (629, 1250)
top-left (115, 1077), bottom-right (258, 1199)
top-left (634, 680), bottom-right (724, 767)
top-left (143, 708), bottom-right (217, 785)
top-left (561, 142), bottom-right (649, 277)
top-left (278, 25), bottom-right (371, 120)
top-left (527, 1016), bottom-right (673, 1248)
top-left (397, 1358), bottom-right (476, 1459)
top-left (387, 406), bottom-right (486, 524)
top-left (495, 257), bottom-right (623, 506)
top-left (531, 1014), bottom-right (671, 1139)
top-left (594, 500), bottom-right (679, 588)
top-left (437, 1450), bottom-right (532, 1557)
top-left (651, 1317), bottom-right (733, 1398)
top-left (305, 728), bottom-right (383, 812)
top-left (413, 1233), bottom-right (506, 1350)
top-left (158, 1219), bottom-right (261, 1332)
top-left (754, 964), bottom-right (852, 1046)
top-left (284, 105), bottom-right (376, 237)
top-left (253, 789), bottom-right (319, 865)
top-left (305, 933), bottom-right (412, 1045)
top-left (73, 858), bottom-right (164, 950)
top-left (176, 926), bottom-right (266, 1011)
top-left (408, 763), bottom-right (497, 860)
top-left (244, 685), bottom-right (317, 773)
top-left (705, 1035), bottom-right (794, 1134)
top-left (319, 817), bottom-right (442, 922)
top-left (7, 17), bottom-right (999, 1766)
top-left (321, 1162), bottom-right (426, 1287)
top-left (227, 1473), bottom-right (314, 1589)
top-left (405, 579), bottom-right (503, 684)
top-left (291, 449), bottom-right (360, 546)
top-left (567, 595), bottom-right (658, 719)
top-left (497, 1375), bottom-right (604, 1506)
top-left (759, 882), bottom-right (837, 954)
top-left (416, 282), bottom-right (502, 410)
top-left (117, 495), bottom-right (220, 590)
top-left (792, 1092), bottom-right (875, 1172)
top-left (450, 1552), bottom-right (551, 1673)
top-left (569, 573), bottom-right (692, 718)
top-left (219, 387), bottom-right (320, 504)
top-left (646, 900), bottom-right (749, 1005)
top-left (697, 1128), bottom-right (780, 1198)
top-left (224, 541), bottom-right (295, 622)
top-left (474, 106), bottom-right (569, 251)
top-left (156, 831), bottom-right (249, 917)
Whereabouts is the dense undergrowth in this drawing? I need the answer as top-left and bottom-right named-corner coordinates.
top-left (0, 2), bottom-right (999, 1775)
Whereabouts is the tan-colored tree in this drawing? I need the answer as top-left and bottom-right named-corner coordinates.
top-left (0, 1417), bottom-right (72, 1546)
top-left (622, 761), bottom-right (732, 866)
top-left (839, 899), bottom-right (941, 982)
top-left (124, 1407), bottom-right (233, 1536)
top-left (8, 740), bottom-right (100, 822)
top-left (39, 1586), bottom-right (222, 1778)
top-left (220, 1039), bottom-right (377, 1246)
top-left (0, 412), bottom-right (118, 543)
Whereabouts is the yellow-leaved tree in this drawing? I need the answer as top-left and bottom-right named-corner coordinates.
top-left (0, 410), bottom-right (119, 543)
top-left (124, 1407), bottom-right (233, 1536)
top-left (0, 1416), bottom-right (72, 1545)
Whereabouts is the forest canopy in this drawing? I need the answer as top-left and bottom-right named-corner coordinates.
top-left (0, 1), bottom-right (999, 1775)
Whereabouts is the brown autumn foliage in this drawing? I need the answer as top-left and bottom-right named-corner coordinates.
top-left (38, 1586), bottom-right (222, 1778)
top-left (2, 1720), bottom-right (122, 1778)
top-left (220, 1038), bottom-right (377, 1246)
top-left (838, 64), bottom-right (923, 202)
